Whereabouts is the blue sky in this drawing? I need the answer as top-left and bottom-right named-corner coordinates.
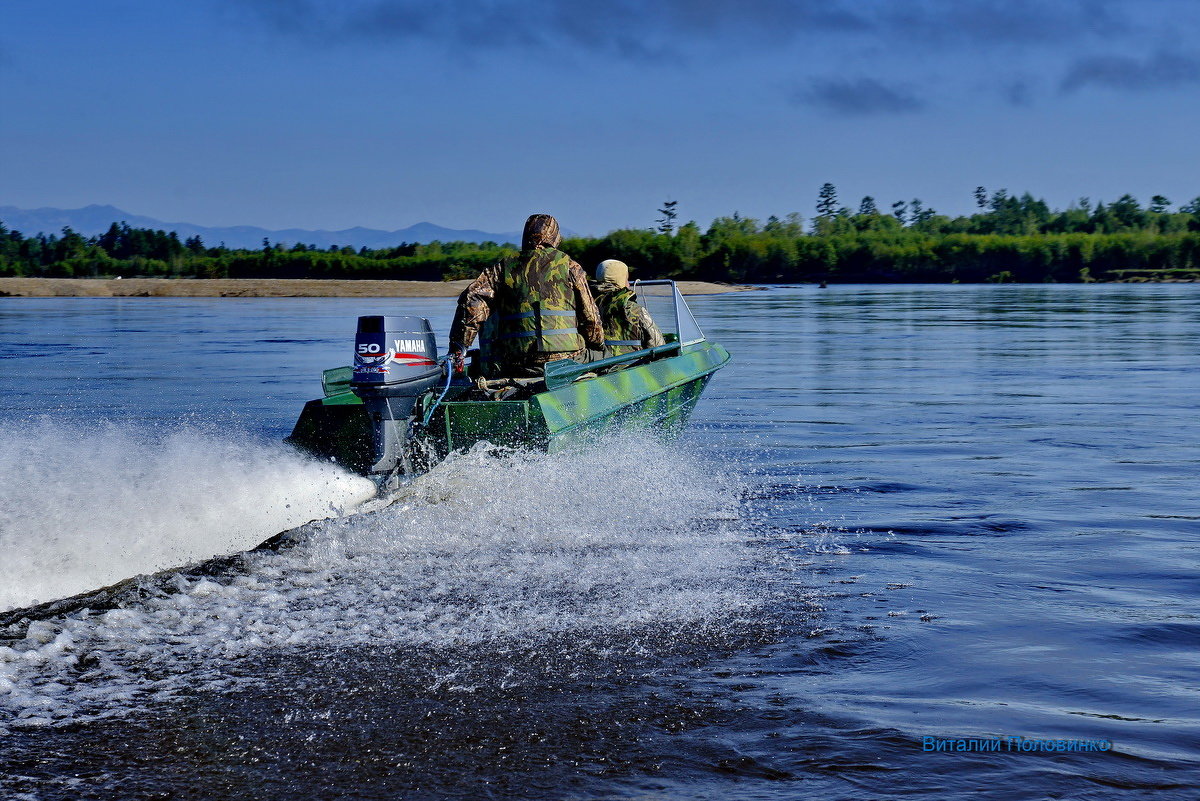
top-left (2, 0), bottom-right (1199, 235)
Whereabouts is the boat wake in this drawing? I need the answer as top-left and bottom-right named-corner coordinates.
top-left (0, 436), bottom-right (761, 731)
top-left (0, 420), bottom-right (377, 613)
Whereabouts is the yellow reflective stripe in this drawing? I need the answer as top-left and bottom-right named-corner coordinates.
top-left (495, 328), bottom-right (579, 341)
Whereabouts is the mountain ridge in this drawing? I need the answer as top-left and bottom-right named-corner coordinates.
top-left (0, 204), bottom-right (523, 249)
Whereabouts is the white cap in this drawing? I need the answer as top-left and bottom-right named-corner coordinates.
top-left (596, 259), bottom-right (630, 287)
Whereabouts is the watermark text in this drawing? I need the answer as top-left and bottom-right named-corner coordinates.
top-left (921, 736), bottom-right (1112, 753)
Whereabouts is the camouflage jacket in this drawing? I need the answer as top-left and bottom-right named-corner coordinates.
top-left (592, 280), bottom-right (666, 355)
top-left (449, 247), bottom-right (604, 361)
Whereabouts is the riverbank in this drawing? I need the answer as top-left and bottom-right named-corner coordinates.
top-left (0, 278), bottom-right (751, 298)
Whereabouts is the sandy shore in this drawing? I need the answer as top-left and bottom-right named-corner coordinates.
top-left (0, 278), bottom-right (750, 298)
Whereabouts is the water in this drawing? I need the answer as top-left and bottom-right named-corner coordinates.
top-left (1, 287), bottom-right (1197, 799)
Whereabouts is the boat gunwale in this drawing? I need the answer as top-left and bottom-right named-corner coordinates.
top-left (435, 340), bottom-right (730, 436)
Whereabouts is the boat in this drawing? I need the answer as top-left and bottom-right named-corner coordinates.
top-left (286, 280), bottom-right (730, 489)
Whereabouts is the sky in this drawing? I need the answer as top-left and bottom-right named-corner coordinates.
top-left (2, 0), bottom-right (1200, 235)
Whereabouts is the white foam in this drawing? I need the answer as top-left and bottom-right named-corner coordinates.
top-left (0, 437), bottom-right (760, 728)
top-left (0, 420), bottom-right (376, 611)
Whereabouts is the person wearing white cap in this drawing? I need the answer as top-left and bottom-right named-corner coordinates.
top-left (591, 259), bottom-right (665, 358)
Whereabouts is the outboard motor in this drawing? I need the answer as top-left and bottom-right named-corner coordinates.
top-left (350, 315), bottom-right (443, 480)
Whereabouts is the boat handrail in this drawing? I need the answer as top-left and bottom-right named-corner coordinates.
top-left (631, 279), bottom-right (706, 346)
top-left (543, 341), bottom-right (682, 390)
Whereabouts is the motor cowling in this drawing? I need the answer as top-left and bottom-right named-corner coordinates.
top-left (350, 315), bottom-right (443, 477)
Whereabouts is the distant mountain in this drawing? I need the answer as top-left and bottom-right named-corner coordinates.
top-left (0, 204), bottom-right (523, 249)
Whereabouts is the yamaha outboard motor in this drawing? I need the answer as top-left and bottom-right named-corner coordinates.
top-left (350, 315), bottom-right (443, 480)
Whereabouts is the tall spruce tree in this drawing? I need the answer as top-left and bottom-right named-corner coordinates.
top-left (817, 183), bottom-right (839, 217)
top-left (656, 200), bottom-right (679, 234)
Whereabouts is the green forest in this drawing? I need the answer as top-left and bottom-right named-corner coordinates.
top-left (4, 186), bottom-right (1200, 284)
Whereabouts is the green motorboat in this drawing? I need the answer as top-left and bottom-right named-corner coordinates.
top-left (287, 280), bottom-right (730, 487)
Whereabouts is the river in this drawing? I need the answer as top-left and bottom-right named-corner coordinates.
top-left (1, 285), bottom-right (1197, 799)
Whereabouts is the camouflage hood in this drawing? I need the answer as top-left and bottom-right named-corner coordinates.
top-left (593, 278), bottom-right (628, 297)
top-left (521, 214), bottom-right (561, 252)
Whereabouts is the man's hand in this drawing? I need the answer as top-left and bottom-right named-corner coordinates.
top-left (450, 346), bottom-right (466, 374)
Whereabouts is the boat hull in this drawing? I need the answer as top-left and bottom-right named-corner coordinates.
top-left (288, 341), bottom-right (729, 472)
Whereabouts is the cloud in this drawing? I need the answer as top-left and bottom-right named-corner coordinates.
top-left (227, 0), bottom-right (1200, 107)
top-left (233, 0), bottom-right (867, 57)
top-left (883, 0), bottom-right (1125, 45)
top-left (1060, 50), bottom-right (1200, 92)
top-left (796, 77), bottom-right (926, 116)
top-left (232, 0), bottom-right (1131, 55)
top-left (1001, 78), bottom-right (1035, 107)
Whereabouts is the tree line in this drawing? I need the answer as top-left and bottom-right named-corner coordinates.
top-left (4, 188), bottom-right (1200, 284)
top-left (0, 221), bottom-right (510, 282)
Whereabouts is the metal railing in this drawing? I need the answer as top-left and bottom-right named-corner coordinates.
top-left (631, 279), bottom-right (707, 346)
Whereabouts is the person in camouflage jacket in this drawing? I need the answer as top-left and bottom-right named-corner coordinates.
top-left (591, 259), bottom-right (665, 357)
top-left (449, 214), bottom-right (603, 377)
